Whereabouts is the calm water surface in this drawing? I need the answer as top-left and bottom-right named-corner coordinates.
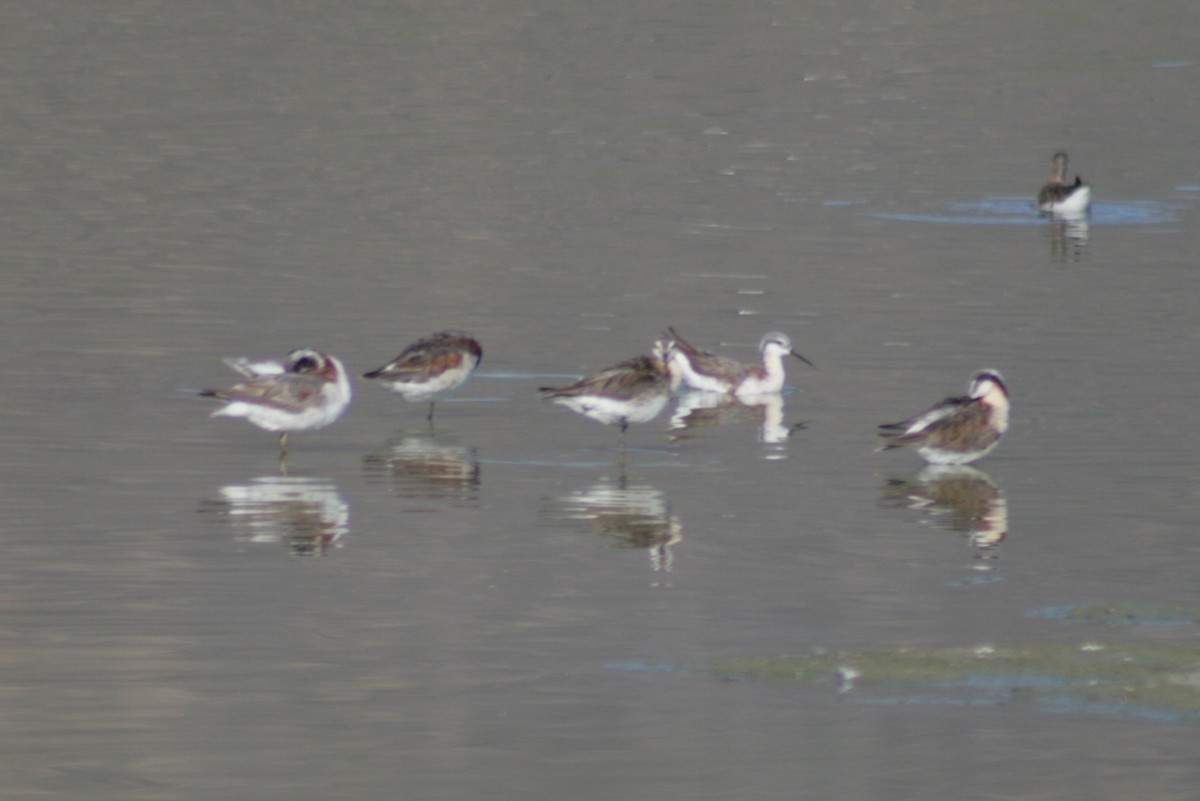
top-left (3, 1), bottom-right (1200, 799)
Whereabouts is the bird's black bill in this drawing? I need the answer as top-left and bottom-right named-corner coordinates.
top-left (790, 350), bottom-right (815, 368)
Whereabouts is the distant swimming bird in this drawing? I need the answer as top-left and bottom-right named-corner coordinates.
top-left (1036, 152), bottom-right (1091, 215)
top-left (363, 331), bottom-right (483, 421)
top-left (540, 342), bottom-right (675, 445)
top-left (666, 327), bottom-right (813, 396)
top-left (877, 370), bottom-right (1010, 465)
top-left (203, 348), bottom-right (352, 458)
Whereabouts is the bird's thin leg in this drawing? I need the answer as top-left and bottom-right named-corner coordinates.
top-left (278, 432), bottom-right (290, 475)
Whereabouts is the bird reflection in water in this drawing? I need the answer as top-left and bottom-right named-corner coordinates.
top-left (548, 478), bottom-right (682, 578)
top-left (202, 476), bottom-right (349, 556)
top-left (668, 391), bottom-right (799, 450)
top-left (363, 432), bottom-right (481, 505)
top-left (1047, 213), bottom-right (1089, 264)
top-left (880, 465), bottom-right (1007, 569)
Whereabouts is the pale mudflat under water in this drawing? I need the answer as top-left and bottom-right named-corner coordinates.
top-left (3, 2), bottom-right (1200, 799)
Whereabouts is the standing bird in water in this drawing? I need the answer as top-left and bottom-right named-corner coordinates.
top-left (1036, 151), bottom-right (1091, 215)
top-left (203, 347), bottom-right (352, 461)
top-left (363, 331), bottom-right (483, 422)
top-left (540, 341), bottom-right (676, 447)
top-left (877, 370), bottom-right (1010, 465)
top-left (666, 328), bottom-right (813, 396)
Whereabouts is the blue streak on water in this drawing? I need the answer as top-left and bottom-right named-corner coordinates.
top-left (1026, 605), bottom-right (1080, 621)
top-left (850, 691), bottom-right (1192, 723)
top-left (1026, 605), bottom-right (1197, 626)
top-left (605, 661), bottom-right (680, 673)
top-left (850, 695), bottom-right (1003, 708)
top-left (953, 672), bottom-right (1079, 690)
top-left (870, 197), bottom-right (1182, 226)
top-left (1038, 696), bottom-right (1190, 724)
top-left (945, 574), bottom-right (1005, 589)
top-left (607, 658), bottom-right (1198, 725)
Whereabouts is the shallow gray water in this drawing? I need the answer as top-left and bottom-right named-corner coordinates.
top-left (3, 1), bottom-right (1200, 799)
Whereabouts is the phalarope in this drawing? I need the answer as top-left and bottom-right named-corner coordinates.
top-left (203, 347), bottom-right (352, 458)
top-left (877, 370), bottom-right (1009, 464)
top-left (666, 327), bottom-right (812, 396)
top-left (363, 331), bottom-right (483, 421)
top-left (540, 341), bottom-right (675, 444)
top-left (1036, 151), bottom-right (1091, 215)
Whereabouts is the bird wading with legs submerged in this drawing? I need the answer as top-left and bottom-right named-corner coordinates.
top-left (877, 370), bottom-right (1010, 465)
top-left (666, 327), bottom-right (813, 396)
